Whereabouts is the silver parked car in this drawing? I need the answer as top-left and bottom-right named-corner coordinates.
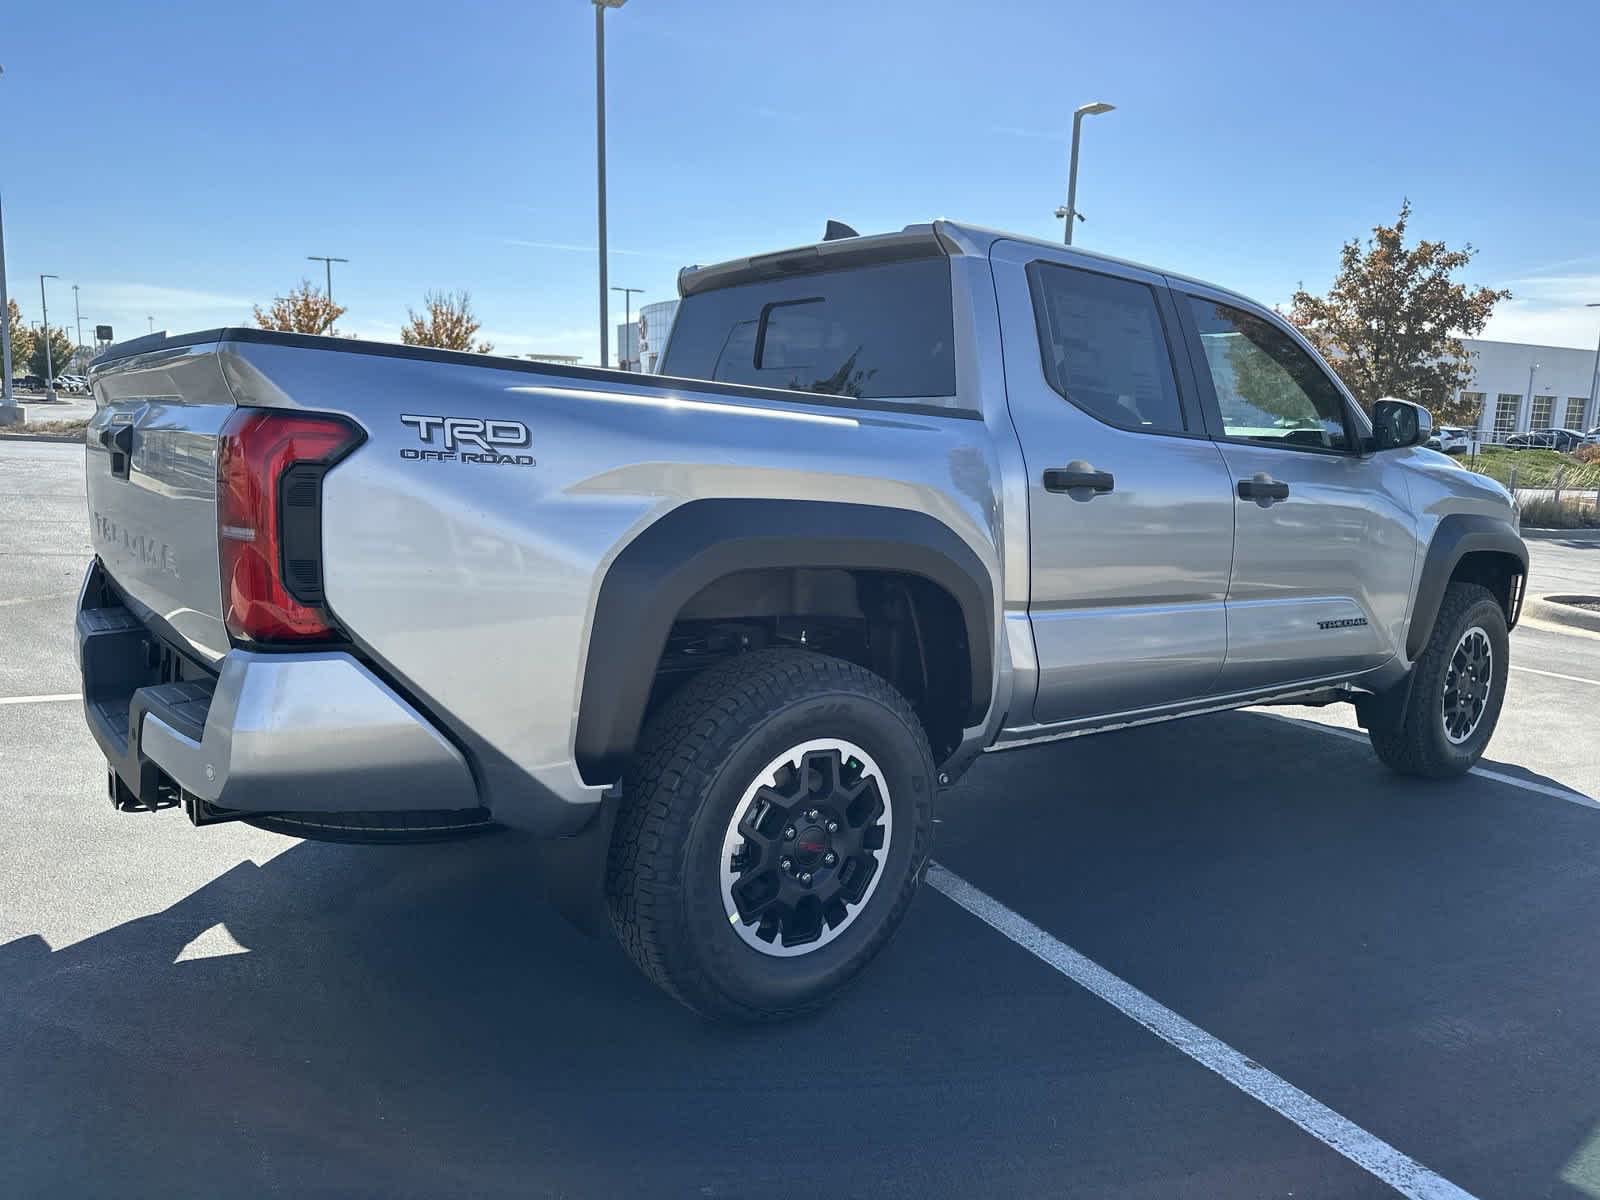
top-left (78, 219), bottom-right (1526, 1020)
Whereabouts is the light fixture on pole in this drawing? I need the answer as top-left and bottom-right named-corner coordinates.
top-left (611, 286), bottom-right (642, 369)
top-left (594, 0), bottom-right (627, 367)
top-left (307, 255), bottom-right (348, 335)
top-left (147, 315), bottom-right (154, 333)
top-left (40, 275), bottom-right (60, 399)
top-left (1055, 101), bottom-right (1115, 246)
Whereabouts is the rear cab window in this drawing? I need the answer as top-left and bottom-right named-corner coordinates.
top-left (661, 257), bottom-right (957, 405)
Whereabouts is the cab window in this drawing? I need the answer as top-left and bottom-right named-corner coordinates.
top-left (1187, 297), bottom-right (1353, 452)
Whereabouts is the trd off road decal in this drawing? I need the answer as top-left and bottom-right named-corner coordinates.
top-left (398, 415), bottom-right (535, 466)
top-left (1317, 617), bottom-right (1369, 630)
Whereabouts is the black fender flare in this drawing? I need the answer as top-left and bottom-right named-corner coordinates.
top-left (1406, 513), bottom-right (1528, 660)
top-left (574, 499), bottom-right (996, 784)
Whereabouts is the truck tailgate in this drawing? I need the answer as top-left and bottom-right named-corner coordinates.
top-left (86, 341), bottom-right (236, 663)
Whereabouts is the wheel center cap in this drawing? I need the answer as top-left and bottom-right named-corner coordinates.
top-left (792, 824), bottom-right (829, 866)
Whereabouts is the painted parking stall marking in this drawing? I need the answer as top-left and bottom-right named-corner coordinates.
top-left (0, 693), bottom-right (80, 707)
top-left (1258, 712), bottom-right (1600, 810)
top-left (926, 864), bottom-right (1479, 1200)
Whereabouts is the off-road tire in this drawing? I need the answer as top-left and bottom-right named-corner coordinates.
top-left (605, 649), bottom-right (936, 1022)
top-left (1369, 582), bottom-right (1509, 778)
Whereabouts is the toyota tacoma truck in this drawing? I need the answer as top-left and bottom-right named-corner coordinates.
top-left (78, 220), bottom-right (1526, 1021)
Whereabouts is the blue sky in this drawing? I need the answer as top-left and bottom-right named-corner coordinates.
top-left (5, 0), bottom-right (1597, 360)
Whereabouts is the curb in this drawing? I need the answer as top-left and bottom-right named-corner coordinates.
top-left (1521, 527), bottom-right (1600, 542)
top-left (0, 433), bottom-right (87, 445)
top-left (1524, 595), bottom-right (1600, 634)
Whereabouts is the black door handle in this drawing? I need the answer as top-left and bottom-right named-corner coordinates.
top-left (1043, 465), bottom-right (1115, 495)
top-left (1237, 475), bottom-right (1289, 503)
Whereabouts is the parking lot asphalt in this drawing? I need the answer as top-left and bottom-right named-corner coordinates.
top-left (5, 437), bottom-right (1600, 1199)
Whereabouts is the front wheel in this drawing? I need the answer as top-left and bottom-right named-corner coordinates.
top-left (1368, 581), bottom-right (1509, 778)
top-left (606, 649), bottom-right (936, 1022)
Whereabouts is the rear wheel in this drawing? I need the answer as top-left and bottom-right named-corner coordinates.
top-left (606, 649), bottom-right (935, 1022)
top-left (1368, 582), bottom-right (1508, 778)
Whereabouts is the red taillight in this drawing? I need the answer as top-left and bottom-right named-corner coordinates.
top-left (216, 409), bottom-right (360, 643)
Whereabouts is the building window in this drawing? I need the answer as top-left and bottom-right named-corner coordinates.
top-left (1566, 398), bottom-right (1588, 431)
top-left (1459, 392), bottom-right (1486, 426)
top-left (1531, 395), bottom-right (1555, 429)
top-left (1494, 393), bottom-right (1520, 438)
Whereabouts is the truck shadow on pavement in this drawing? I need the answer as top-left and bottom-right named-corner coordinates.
top-left (2, 710), bottom-right (1598, 1198)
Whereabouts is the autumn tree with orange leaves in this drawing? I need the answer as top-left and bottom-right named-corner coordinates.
top-left (253, 280), bottom-right (345, 335)
top-left (400, 290), bottom-right (493, 354)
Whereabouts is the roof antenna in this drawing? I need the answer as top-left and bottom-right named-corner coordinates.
top-left (823, 220), bottom-right (859, 241)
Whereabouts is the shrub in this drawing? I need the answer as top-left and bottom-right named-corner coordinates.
top-left (1576, 444), bottom-right (1600, 465)
top-left (1518, 496), bottom-right (1600, 530)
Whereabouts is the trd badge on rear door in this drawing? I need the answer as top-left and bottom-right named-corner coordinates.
top-left (398, 414), bottom-right (535, 466)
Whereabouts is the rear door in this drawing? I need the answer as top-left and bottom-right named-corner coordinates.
top-left (1171, 286), bottom-right (1415, 691)
top-left (86, 342), bottom-right (236, 662)
top-left (991, 240), bottom-right (1236, 726)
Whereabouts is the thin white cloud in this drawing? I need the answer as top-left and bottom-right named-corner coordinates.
top-left (81, 282), bottom-right (254, 311)
top-left (502, 238), bottom-right (681, 261)
top-left (1480, 271), bottom-right (1600, 350)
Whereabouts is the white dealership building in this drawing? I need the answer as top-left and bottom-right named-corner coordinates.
top-left (615, 300), bottom-right (680, 373)
top-left (1453, 338), bottom-right (1599, 437)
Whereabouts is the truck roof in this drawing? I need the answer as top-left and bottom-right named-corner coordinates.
top-left (678, 219), bottom-right (1259, 311)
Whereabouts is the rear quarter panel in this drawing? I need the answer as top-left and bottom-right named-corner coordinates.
top-left (218, 342), bottom-right (1008, 830)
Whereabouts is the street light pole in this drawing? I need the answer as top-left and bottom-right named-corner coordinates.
top-left (73, 283), bottom-right (84, 354)
top-left (611, 286), bottom-right (642, 369)
top-left (40, 274), bottom-right (59, 399)
top-left (306, 255), bottom-right (348, 330)
top-left (1587, 304), bottom-right (1600, 432)
top-left (1056, 101), bottom-right (1115, 246)
top-left (147, 315), bottom-right (154, 333)
top-left (594, 0), bottom-right (626, 368)
top-left (0, 64), bottom-right (14, 423)
top-left (0, 189), bottom-right (16, 420)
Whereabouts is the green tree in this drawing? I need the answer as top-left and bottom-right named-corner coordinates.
top-left (6, 298), bottom-right (33, 377)
top-left (400, 290), bottom-right (493, 353)
top-left (1287, 201), bottom-right (1509, 426)
top-left (29, 325), bottom-right (73, 382)
top-left (254, 280), bottom-right (345, 335)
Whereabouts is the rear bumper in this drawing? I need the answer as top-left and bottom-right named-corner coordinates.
top-left (78, 561), bottom-right (479, 818)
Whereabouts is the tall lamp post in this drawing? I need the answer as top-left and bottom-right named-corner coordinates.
top-left (594, 0), bottom-right (626, 367)
top-left (0, 190), bottom-right (16, 423)
top-left (611, 285), bottom-right (642, 369)
top-left (307, 255), bottom-right (348, 334)
top-left (40, 274), bottom-right (59, 399)
top-left (1587, 303), bottom-right (1600, 432)
top-left (1055, 101), bottom-right (1115, 246)
top-left (0, 64), bottom-right (17, 424)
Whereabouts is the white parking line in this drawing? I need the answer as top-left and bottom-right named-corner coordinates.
top-left (1257, 713), bottom-right (1600, 810)
top-left (926, 864), bottom-right (1477, 1200)
top-left (0, 692), bottom-right (80, 706)
top-left (1511, 664), bottom-right (1600, 689)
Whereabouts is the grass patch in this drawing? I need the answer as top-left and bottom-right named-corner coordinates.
top-left (0, 418), bottom-right (89, 439)
top-left (1466, 447), bottom-right (1600, 491)
top-left (1518, 496), bottom-right (1600, 530)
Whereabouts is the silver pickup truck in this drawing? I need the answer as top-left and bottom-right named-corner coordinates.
top-left (79, 220), bottom-right (1525, 1020)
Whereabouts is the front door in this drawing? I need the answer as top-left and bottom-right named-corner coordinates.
top-left (1173, 286), bottom-right (1416, 692)
top-left (992, 241), bottom-right (1236, 726)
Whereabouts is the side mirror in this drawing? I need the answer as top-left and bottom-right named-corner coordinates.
top-left (1371, 398), bottom-right (1431, 451)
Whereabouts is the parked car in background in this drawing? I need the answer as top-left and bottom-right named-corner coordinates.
top-left (1585, 427), bottom-right (1600, 446)
top-left (1506, 428), bottom-right (1583, 452)
top-left (1426, 426), bottom-right (1473, 455)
